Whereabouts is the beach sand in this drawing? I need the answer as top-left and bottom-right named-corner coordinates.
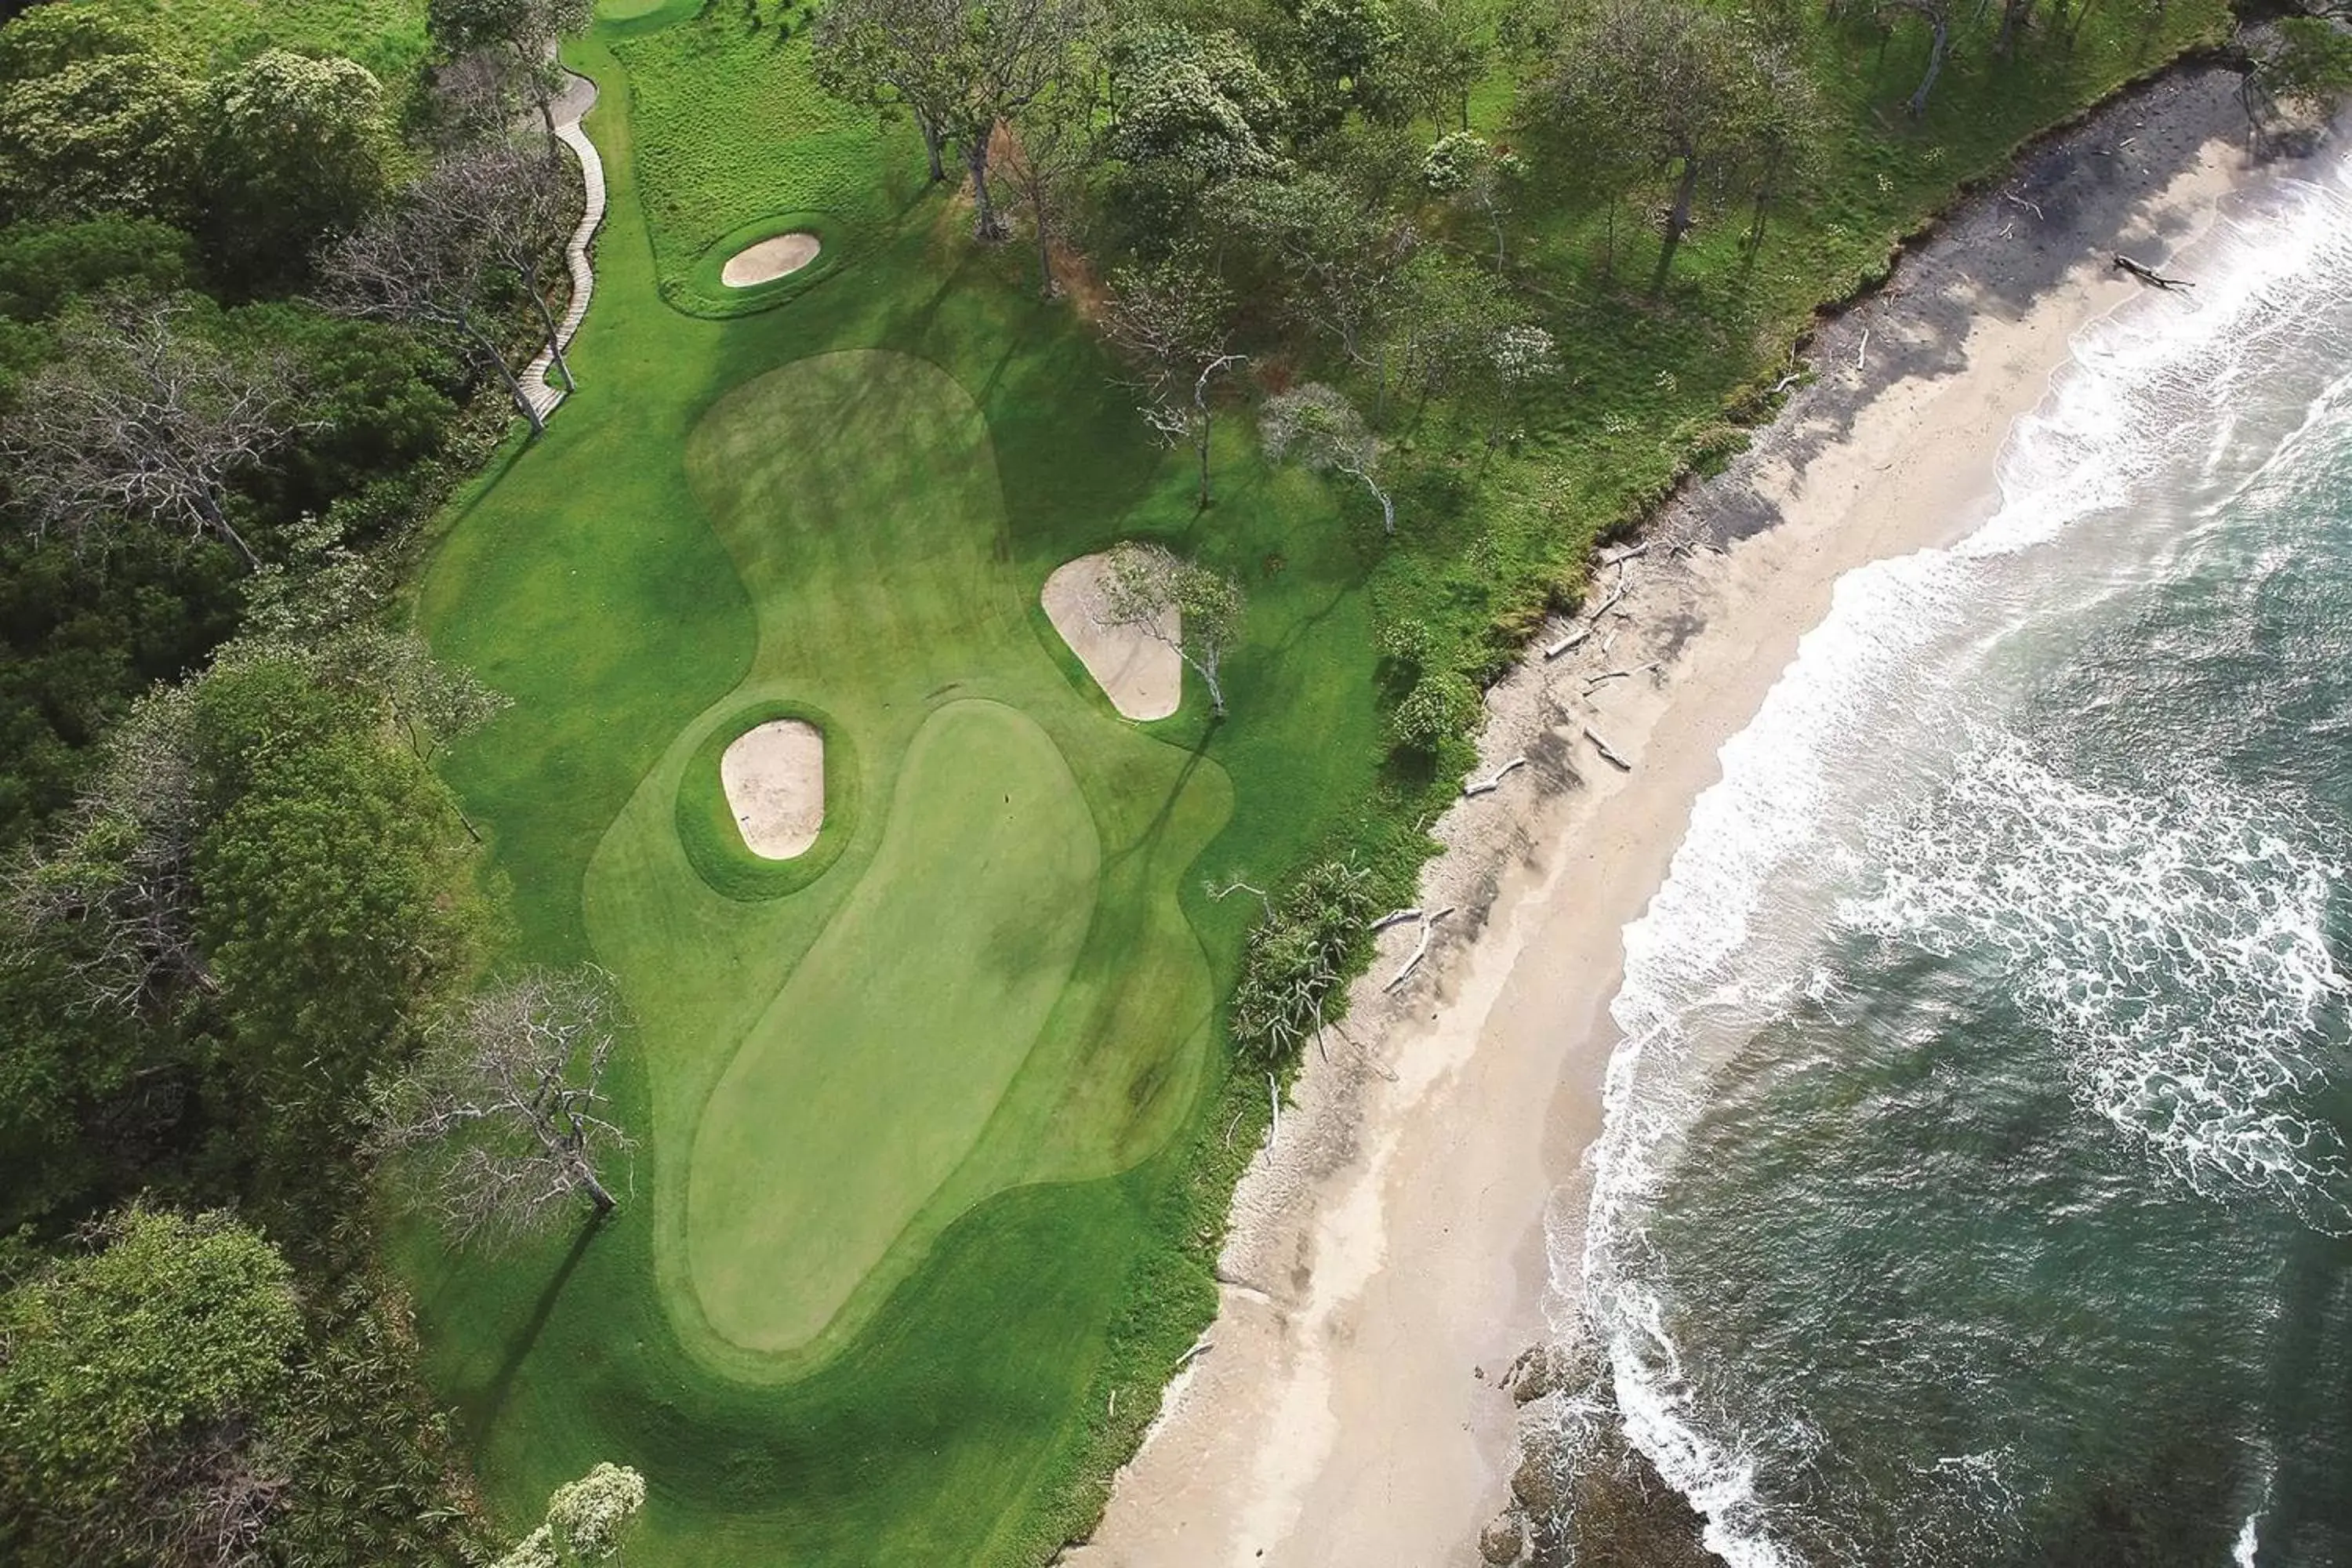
top-left (1067, 66), bottom-right (2278, 1568)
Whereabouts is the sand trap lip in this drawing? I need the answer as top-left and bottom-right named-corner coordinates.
top-left (720, 719), bottom-right (825, 858)
top-left (1043, 553), bottom-right (1181, 721)
top-left (722, 232), bottom-right (822, 288)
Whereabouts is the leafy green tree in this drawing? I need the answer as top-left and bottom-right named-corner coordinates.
top-left (1385, 0), bottom-right (1490, 129)
top-left (495, 1462), bottom-right (647, 1568)
top-left (0, 1207), bottom-right (300, 1568)
top-left (1216, 170), bottom-right (1417, 365)
top-left (0, 9), bottom-right (198, 223)
top-left (1227, 858), bottom-right (1379, 1063)
top-left (1105, 23), bottom-right (1287, 181)
top-left (811, 0), bottom-right (966, 184)
top-left (1280, 0), bottom-right (1401, 127)
top-left (427, 0), bottom-right (594, 148)
top-left (2240, 18), bottom-right (2352, 148)
top-left (196, 50), bottom-right (396, 289)
top-left (191, 657), bottom-right (485, 1187)
top-left (1421, 128), bottom-right (1520, 272)
top-left (1524, 0), bottom-right (1783, 296)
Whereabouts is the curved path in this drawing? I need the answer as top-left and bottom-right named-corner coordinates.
top-left (524, 70), bottom-right (606, 421)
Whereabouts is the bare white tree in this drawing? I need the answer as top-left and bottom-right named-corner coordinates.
top-left (370, 966), bottom-right (633, 1244)
top-left (317, 161), bottom-right (548, 438)
top-left (1102, 260), bottom-right (1243, 509)
top-left (446, 140), bottom-right (580, 394)
top-left (0, 296), bottom-right (306, 567)
top-left (3, 683), bottom-right (211, 1016)
top-left (1261, 383), bottom-right (1395, 535)
top-left (1097, 542), bottom-right (1246, 717)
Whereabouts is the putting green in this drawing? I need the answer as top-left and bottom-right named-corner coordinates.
top-left (581, 349), bottom-right (1234, 1374)
top-left (688, 699), bottom-right (1101, 1351)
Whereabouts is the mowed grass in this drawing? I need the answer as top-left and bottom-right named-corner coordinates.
top-left (583, 350), bottom-right (1231, 1372)
top-left (86, 0), bottom-right (430, 83)
top-left (405, 20), bottom-right (1379, 1566)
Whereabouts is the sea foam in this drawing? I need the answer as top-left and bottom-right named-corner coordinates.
top-left (1566, 158), bottom-right (2352, 1566)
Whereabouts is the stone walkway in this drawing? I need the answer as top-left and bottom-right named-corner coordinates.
top-left (524, 71), bottom-right (605, 421)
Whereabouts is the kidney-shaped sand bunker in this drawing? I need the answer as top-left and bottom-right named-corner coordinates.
top-left (720, 717), bottom-right (824, 858)
top-left (722, 232), bottom-right (822, 288)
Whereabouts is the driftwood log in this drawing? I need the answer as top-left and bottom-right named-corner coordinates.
top-left (2114, 252), bottom-right (2194, 290)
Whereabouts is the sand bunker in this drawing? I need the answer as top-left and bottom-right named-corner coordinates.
top-left (1042, 553), bottom-right (1181, 721)
top-left (720, 719), bottom-right (825, 858)
top-left (722, 232), bottom-right (821, 288)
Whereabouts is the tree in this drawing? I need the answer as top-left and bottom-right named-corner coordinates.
top-left (1102, 256), bottom-right (1243, 506)
top-left (1097, 542), bottom-right (1245, 717)
top-left (811, 0), bottom-right (964, 184)
top-left (495, 1462), bottom-right (647, 1568)
top-left (1261, 383), bottom-right (1396, 534)
top-left (318, 157), bottom-right (550, 437)
top-left (427, 0), bottom-right (594, 151)
top-left (1385, 0), bottom-right (1490, 128)
top-left (0, 293), bottom-right (305, 566)
top-left (370, 967), bottom-right (634, 1244)
top-left (815, 0), bottom-right (1096, 240)
top-left (3, 681), bottom-right (207, 1016)
top-left (1103, 22), bottom-right (1288, 181)
top-left (2239, 18), bottom-right (2352, 149)
top-left (196, 49), bottom-right (397, 289)
top-left (0, 1207), bottom-right (301, 1567)
top-left (1005, 74), bottom-right (1099, 297)
top-left (445, 140), bottom-right (583, 393)
top-left (1216, 171), bottom-right (1418, 367)
top-left (1227, 858), bottom-right (1379, 1063)
top-left (1880, 0), bottom-right (1955, 118)
top-left (192, 656), bottom-right (485, 1188)
top-left (1527, 0), bottom-right (1780, 295)
top-left (1421, 128), bottom-right (1520, 272)
top-left (0, 9), bottom-right (198, 223)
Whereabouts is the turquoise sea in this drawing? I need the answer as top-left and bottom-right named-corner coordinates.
top-left (1564, 149), bottom-right (2352, 1566)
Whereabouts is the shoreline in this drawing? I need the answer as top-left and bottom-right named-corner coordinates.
top-left (1068, 65), bottom-right (2281, 1568)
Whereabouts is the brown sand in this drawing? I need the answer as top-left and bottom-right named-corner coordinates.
top-left (1069, 67), bottom-right (2278, 1568)
top-left (1044, 553), bottom-right (1182, 720)
top-left (722, 232), bottom-right (821, 288)
top-left (720, 718), bottom-right (824, 858)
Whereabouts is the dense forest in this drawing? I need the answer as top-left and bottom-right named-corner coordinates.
top-left (0, 0), bottom-right (2347, 1563)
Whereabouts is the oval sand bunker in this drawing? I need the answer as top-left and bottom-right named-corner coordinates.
top-left (722, 232), bottom-right (821, 288)
top-left (1042, 553), bottom-right (1181, 721)
top-left (720, 718), bottom-right (824, 858)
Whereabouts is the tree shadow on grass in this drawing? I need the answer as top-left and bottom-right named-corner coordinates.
top-left (463, 1214), bottom-right (607, 1450)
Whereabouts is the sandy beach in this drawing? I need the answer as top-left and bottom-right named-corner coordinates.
top-left (1067, 65), bottom-right (2280, 1568)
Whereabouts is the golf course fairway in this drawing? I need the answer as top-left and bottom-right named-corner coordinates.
top-left (402, 5), bottom-right (1380, 1560)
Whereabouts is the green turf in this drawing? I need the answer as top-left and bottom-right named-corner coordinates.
top-left (578, 347), bottom-right (1232, 1368)
top-left (406, 20), bottom-right (1375, 1564)
top-left (87, 0), bottom-right (430, 84)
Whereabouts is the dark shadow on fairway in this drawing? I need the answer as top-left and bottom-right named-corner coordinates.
top-left (1099, 725), bottom-right (1219, 879)
top-left (466, 1216), bottom-right (606, 1448)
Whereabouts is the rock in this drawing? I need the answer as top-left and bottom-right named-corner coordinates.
top-left (1479, 1512), bottom-right (1526, 1565)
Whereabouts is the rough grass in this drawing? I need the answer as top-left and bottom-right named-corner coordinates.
top-left (405, 27), bottom-right (1377, 1566)
top-left (610, 14), bottom-right (918, 303)
top-left (85, 0), bottom-right (430, 84)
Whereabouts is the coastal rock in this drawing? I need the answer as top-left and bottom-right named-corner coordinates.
top-left (1479, 1511), bottom-right (1527, 1564)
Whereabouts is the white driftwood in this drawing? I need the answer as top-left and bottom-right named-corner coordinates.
top-left (1584, 726), bottom-right (1632, 770)
top-left (1174, 1336), bottom-right (1214, 1370)
top-left (1598, 543), bottom-right (1650, 566)
top-left (2003, 191), bottom-right (2045, 220)
top-left (1463, 756), bottom-right (1529, 797)
top-left (1266, 1072), bottom-right (1280, 1152)
top-left (1108, 1388), bottom-right (1119, 1417)
top-left (1370, 906), bottom-right (1424, 934)
top-left (1543, 624), bottom-right (1594, 659)
top-left (1854, 329), bottom-right (1870, 372)
top-left (1383, 905), bottom-right (1456, 991)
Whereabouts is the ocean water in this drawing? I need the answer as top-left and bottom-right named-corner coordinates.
top-left (1568, 151), bottom-right (2352, 1568)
